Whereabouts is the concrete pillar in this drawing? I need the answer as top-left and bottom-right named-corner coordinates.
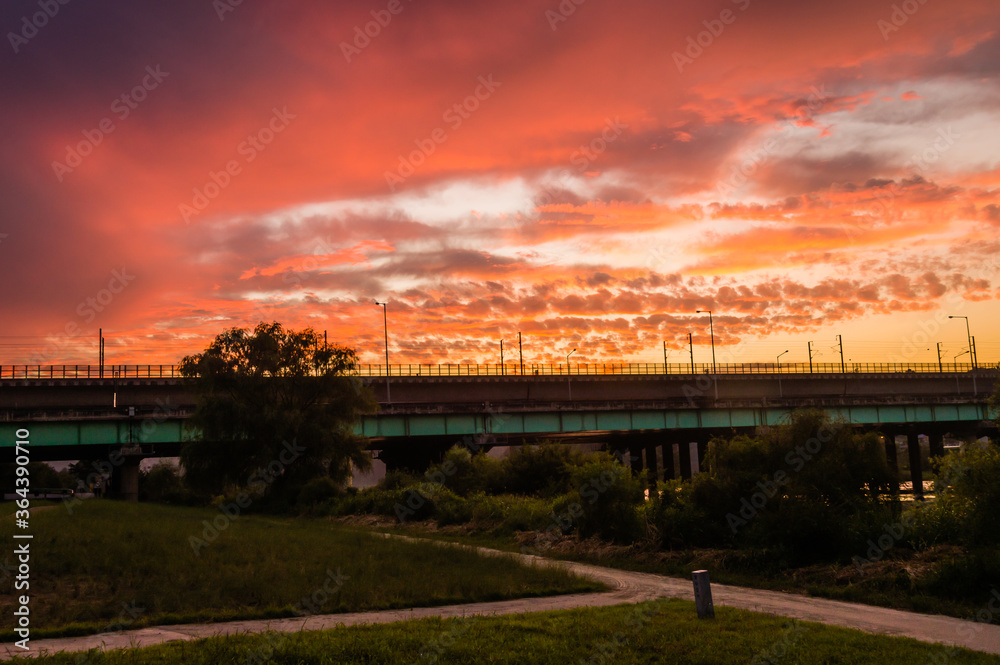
top-left (690, 441), bottom-right (701, 475)
top-left (645, 444), bottom-right (659, 488)
top-left (661, 442), bottom-right (675, 481)
top-left (679, 441), bottom-right (692, 480)
top-left (907, 430), bottom-right (924, 501)
top-left (883, 431), bottom-right (898, 473)
top-left (629, 444), bottom-right (643, 476)
top-left (120, 458), bottom-right (140, 503)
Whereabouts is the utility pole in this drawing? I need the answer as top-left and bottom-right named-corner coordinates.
top-left (972, 336), bottom-right (978, 368)
top-left (99, 328), bottom-right (105, 378)
top-left (936, 342), bottom-right (943, 372)
top-left (688, 332), bottom-right (694, 373)
top-left (500, 339), bottom-right (505, 375)
top-left (697, 310), bottom-right (716, 373)
top-left (837, 335), bottom-right (845, 373)
top-left (374, 301), bottom-right (390, 403)
top-left (518, 332), bottom-right (524, 375)
top-left (807, 341), bottom-right (814, 373)
top-left (948, 315), bottom-right (975, 369)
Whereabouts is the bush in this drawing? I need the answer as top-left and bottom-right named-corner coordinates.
top-left (500, 442), bottom-right (586, 497)
top-left (297, 476), bottom-right (343, 507)
top-left (913, 442), bottom-right (1000, 548)
top-left (569, 455), bottom-right (646, 544)
top-left (139, 462), bottom-right (185, 503)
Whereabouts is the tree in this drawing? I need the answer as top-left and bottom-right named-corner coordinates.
top-left (179, 322), bottom-right (376, 497)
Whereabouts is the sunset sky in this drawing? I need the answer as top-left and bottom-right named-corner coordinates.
top-left (1, 0), bottom-right (998, 368)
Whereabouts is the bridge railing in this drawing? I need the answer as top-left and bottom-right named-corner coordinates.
top-left (2, 361), bottom-right (994, 380)
top-left (355, 361), bottom-right (992, 376)
top-left (0, 365), bottom-right (182, 380)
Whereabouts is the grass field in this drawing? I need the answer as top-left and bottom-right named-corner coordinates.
top-left (344, 515), bottom-right (1000, 622)
top-left (0, 501), bottom-right (601, 640)
top-left (10, 599), bottom-right (1000, 664)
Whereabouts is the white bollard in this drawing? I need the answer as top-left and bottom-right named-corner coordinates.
top-left (692, 569), bottom-right (714, 619)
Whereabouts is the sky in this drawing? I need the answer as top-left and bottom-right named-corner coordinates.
top-left (1, 0), bottom-right (998, 369)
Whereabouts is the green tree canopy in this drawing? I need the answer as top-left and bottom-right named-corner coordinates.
top-left (179, 322), bottom-right (376, 496)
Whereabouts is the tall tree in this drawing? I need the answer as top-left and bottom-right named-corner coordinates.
top-left (179, 322), bottom-right (376, 495)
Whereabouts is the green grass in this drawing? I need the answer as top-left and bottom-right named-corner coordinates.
top-left (349, 516), bottom-right (1000, 623)
top-left (11, 599), bottom-right (1000, 664)
top-left (0, 501), bottom-right (601, 640)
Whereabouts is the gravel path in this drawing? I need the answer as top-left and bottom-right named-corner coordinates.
top-left (4, 537), bottom-right (999, 660)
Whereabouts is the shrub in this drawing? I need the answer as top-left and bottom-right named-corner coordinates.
top-left (297, 476), bottom-right (342, 507)
top-left (139, 462), bottom-right (186, 503)
top-left (500, 442), bottom-right (587, 497)
top-left (569, 455), bottom-right (645, 544)
top-left (914, 442), bottom-right (1000, 548)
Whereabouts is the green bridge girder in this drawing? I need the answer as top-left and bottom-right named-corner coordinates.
top-left (358, 403), bottom-right (990, 439)
top-left (0, 403), bottom-right (990, 449)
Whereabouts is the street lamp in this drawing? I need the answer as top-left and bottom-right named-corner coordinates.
top-left (374, 300), bottom-right (390, 402)
top-left (696, 310), bottom-right (716, 373)
top-left (776, 349), bottom-right (789, 369)
top-left (948, 316), bottom-right (975, 368)
top-left (565, 348), bottom-right (578, 400)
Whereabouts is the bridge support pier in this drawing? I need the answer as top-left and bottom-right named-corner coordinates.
top-left (678, 441), bottom-right (692, 480)
top-left (661, 442), bottom-right (675, 481)
top-left (883, 432), bottom-right (898, 475)
top-left (907, 430), bottom-right (924, 501)
top-left (109, 458), bottom-right (140, 503)
top-left (645, 444), bottom-right (658, 489)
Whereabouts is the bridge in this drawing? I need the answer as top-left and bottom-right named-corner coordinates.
top-left (1, 363), bottom-right (996, 501)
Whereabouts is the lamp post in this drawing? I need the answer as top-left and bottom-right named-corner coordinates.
top-left (696, 310), bottom-right (716, 373)
top-left (500, 339), bottom-right (505, 376)
top-left (948, 316), bottom-right (975, 368)
top-left (374, 300), bottom-right (390, 403)
top-left (776, 349), bottom-right (789, 398)
top-left (566, 348), bottom-right (577, 400)
top-left (936, 342), bottom-right (943, 372)
top-left (807, 341), bottom-right (814, 373)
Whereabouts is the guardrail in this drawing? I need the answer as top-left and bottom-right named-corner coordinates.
top-left (1, 361), bottom-right (996, 380)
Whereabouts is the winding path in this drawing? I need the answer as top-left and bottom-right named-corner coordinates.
top-left (5, 537), bottom-right (1000, 660)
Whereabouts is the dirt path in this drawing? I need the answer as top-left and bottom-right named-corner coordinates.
top-left (5, 538), bottom-right (1000, 660)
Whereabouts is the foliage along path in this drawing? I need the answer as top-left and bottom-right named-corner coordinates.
top-left (4, 536), bottom-right (999, 660)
